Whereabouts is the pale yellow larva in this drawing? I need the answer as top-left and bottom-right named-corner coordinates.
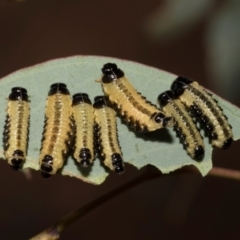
top-left (3, 87), bottom-right (30, 170)
top-left (158, 90), bottom-right (204, 161)
top-left (72, 93), bottom-right (95, 167)
top-left (100, 63), bottom-right (174, 132)
top-left (39, 83), bottom-right (74, 178)
top-left (171, 76), bottom-right (233, 149)
top-left (93, 96), bottom-right (124, 173)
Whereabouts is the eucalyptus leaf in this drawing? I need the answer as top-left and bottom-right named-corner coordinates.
top-left (0, 56), bottom-right (239, 184)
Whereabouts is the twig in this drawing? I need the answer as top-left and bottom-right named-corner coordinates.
top-left (30, 167), bottom-right (160, 240)
top-left (208, 166), bottom-right (240, 181)
top-left (30, 166), bottom-right (240, 239)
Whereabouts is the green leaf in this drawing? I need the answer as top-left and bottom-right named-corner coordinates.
top-left (0, 56), bottom-right (239, 184)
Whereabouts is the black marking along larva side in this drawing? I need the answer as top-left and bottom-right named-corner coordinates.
top-left (100, 63), bottom-right (174, 132)
top-left (3, 87), bottom-right (30, 170)
top-left (158, 90), bottom-right (204, 161)
top-left (93, 96), bottom-right (124, 174)
top-left (171, 76), bottom-right (233, 149)
top-left (72, 93), bottom-right (95, 167)
top-left (39, 83), bottom-right (74, 178)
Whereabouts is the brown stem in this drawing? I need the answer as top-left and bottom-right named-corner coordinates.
top-left (208, 166), bottom-right (240, 181)
top-left (30, 167), bottom-right (160, 240)
top-left (30, 165), bottom-right (240, 239)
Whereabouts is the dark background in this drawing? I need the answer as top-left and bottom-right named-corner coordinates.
top-left (0, 0), bottom-right (240, 239)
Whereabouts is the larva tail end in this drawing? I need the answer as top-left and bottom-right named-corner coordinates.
top-left (112, 153), bottom-right (125, 174)
top-left (11, 158), bottom-right (24, 169)
top-left (221, 138), bottom-right (233, 149)
top-left (11, 165), bottom-right (21, 171)
top-left (193, 146), bottom-right (204, 162)
top-left (80, 159), bottom-right (91, 167)
top-left (41, 172), bottom-right (52, 178)
top-left (40, 163), bottom-right (53, 173)
top-left (79, 148), bottom-right (92, 167)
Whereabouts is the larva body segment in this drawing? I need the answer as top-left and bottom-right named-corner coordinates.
top-left (93, 96), bottom-right (124, 173)
top-left (3, 87), bottom-right (30, 170)
top-left (39, 83), bottom-right (73, 178)
top-left (158, 90), bottom-right (204, 161)
top-left (72, 93), bottom-right (95, 167)
top-left (171, 76), bottom-right (233, 149)
top-left (100, 63), bottom-right (174, 132)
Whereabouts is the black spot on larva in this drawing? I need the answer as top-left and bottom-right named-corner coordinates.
top-left (48, 83), bottom-right (70, 95)
top-left (112, 153), bottom-right (124, 173)
top-left (79, 148), bottom-right (92, 167)
top-left (9, 87), bottom-right (28, 101)
top-left (102, 63), bottom-right (124, 83)
top-left (194, 146), bottom-right (204, 161)
top-left (200, 115), bottom-right (209, 125)
top-left (72, 93), bottom-right (91, 106)
top-left (205, 123), bottom-right (214, 133)
top-left (210, 132), bottom-right (218, 140)
top-left (171, 76), bottom-right (193, 97)
top-left (222, 138), bottom-right (233, 149)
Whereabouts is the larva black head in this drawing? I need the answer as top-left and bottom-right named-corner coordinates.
top-left (93, 96), bottom-right (108, 109)
top-left (221, 138), bottom-right (233, 149)
top-left (171, 76), bottom-right (193, 97)
top-left (101, 63), bottom-right (124, 83)
top-left (9, 87), bottom-right (28, 101)
top-left (72, 93), bottom-right (91, 106)
top-left (112, 153), bottom-right (125, 174)
top-left (79, 148), bottom-right (92, 167)
top-left (48, 83), bottom-right (70, 95)
top-left (151, 112), bottom-right (173, 127)
top-left (194, 146), bottom-right (204, 161)
top-left (157, 90), bottom-right (176, 108)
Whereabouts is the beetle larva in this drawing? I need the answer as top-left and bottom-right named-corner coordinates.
top-left (93, 96), bottom-right (124, 173)
top-left (3, 87), bottom-right (30, 170)
top-left (158, 90), bottom-right (204, 161)
top-left (39, 83), bottom-right (73, 178)
top-left (72, 93), bottom-right (95, 167)
top-left (100, 63), bottom-right (174, 132)
top-left (171, 76), bottom-right (233, 149)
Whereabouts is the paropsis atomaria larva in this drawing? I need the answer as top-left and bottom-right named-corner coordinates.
top-left (93, 96), bottom-right (124, 173)
top-left (171, 76), bottom-right (233, 149)
top-left (158, 90), bottom-right (204, 161)
top-left (72, 93), bottom-right (95, 167)
top-left (39, 83), bottom-right (74, 178)
top-left (3, 87), bottom-right (30, 170)
top-left (100, 63), bottom-right (174, 132)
